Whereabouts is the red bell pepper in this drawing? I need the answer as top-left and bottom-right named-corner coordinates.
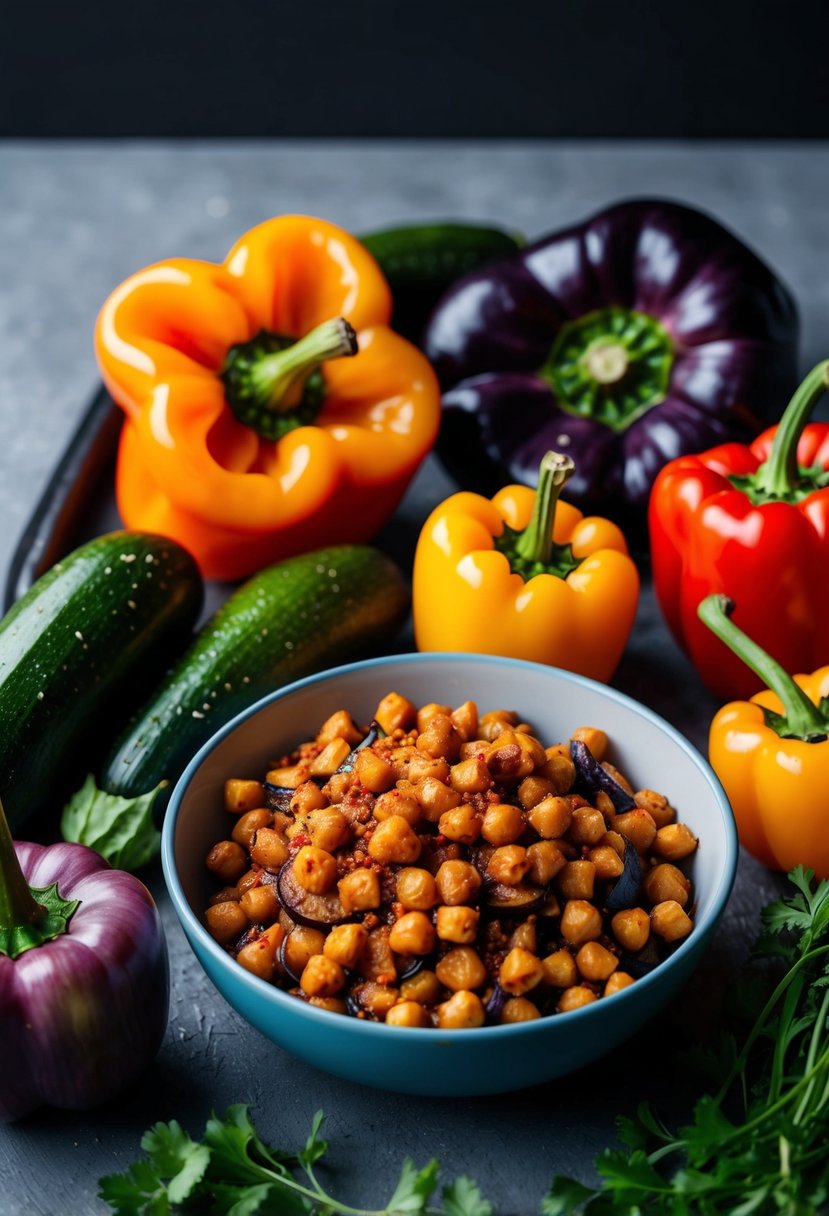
top-left (650, 361), bottom-right (829, 700)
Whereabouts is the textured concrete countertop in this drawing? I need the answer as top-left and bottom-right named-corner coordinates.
top-left (0, 140), bottom-right (825, 1214)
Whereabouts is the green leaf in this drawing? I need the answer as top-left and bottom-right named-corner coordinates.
top-left (298, 1110), bottom-right (329, 1171)
top-left (204, 1105), bottom-right (293, 1185)
top-left (680, 1096), bottom-right (737, 1167)
top-left (440, 1175), bottom-right (493, 1216)
top-left (140, 1120), bottom-right (210, 1205)
top-left (595, 1149), bottom-right (666, 1197)
top-left (208, 1181), bottom-right (312, 1216)
top-left (61, 774), bottom-right (164, 871)
top-left (386, 1159), bottom-right (439, 1214)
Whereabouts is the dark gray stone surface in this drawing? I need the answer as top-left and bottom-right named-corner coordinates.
top-left (0, 140), bottom-right (821, 1214)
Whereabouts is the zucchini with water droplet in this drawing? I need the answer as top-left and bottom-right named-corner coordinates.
top-left (101, 545), bottom-right (409, 802)
top-left (0, 532), bottom-right (203, 828)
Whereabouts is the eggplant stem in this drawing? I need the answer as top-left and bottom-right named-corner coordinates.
top-left (0, 798), bottom-right (46, 938)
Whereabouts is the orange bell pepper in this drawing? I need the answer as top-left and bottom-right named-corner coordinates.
top-left (702, 594), bottom-right (829, 877)
top-left (95, 215), bottom-right (440, 579)
top-left (412, 451), bottom-right (639, 682)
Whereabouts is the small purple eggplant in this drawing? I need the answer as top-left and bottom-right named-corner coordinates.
top-left (0, 801), bottom-right (168, 1122)
top-left (570, 739), bottom-right (636, 813)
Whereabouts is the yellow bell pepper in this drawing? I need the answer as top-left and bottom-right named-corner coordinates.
top-left (702, 594), bottom-right (829, 877)
top-left (413, 451), bottom-right (639, 682)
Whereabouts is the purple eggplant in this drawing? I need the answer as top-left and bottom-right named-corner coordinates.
top-left (424, 199), bottom-right (798, 514)
top-left (276, 860), bottom-right (345, 929)
top-left (333, 720), bottom-right (383, 776)
top-left (485, 983), bottom-right (509, 1024)
top-left (604, 841), bottom-right (643, 913)
top-left (264, 783), bottom-right (296, 813)
top-left (0, 803), bottom-right (168, 1122)
top-left (484, 882), bottom-right (546, 915)
top-left (570, 739), bottom-right (636, 813)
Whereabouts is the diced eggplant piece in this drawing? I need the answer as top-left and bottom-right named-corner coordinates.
top-left (570, 739), bottom-right (636, 813)
top-left (605, 841), bottom-right (642, 913)
top-left (620, 937), bottom-right (664, 978)
top-left (277, 934), bottom-right (304, 984)
top-left (397, 955), bottom-right (426, 982)
top-left (358, 924), bottom-right (398, 981)
top-left (276, 860), bottom-right (345, 929)
top-left (484, 882), bottom-right (546, 915)
top-left (334, 720), bottom-right (385, 776)
top-left (264, 783), bottom-right (296, 813)
top-left (485, 984), bottom-right (508, 1025)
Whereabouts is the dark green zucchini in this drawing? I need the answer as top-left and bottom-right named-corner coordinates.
top-left (0, 532), bottom-right (203, 828)
top-left (361, 221), bottom-right (522, 343)
top-left (101, 544), bottom-right (409, 801)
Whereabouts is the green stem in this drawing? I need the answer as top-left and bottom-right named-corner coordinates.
top-left (0, 797), bottom-right (46, 938)
top-left (698, 595), bottom-right (829, 741)
top-left (794, 986), bottom-right (829, 1123)
top-left (247, 317), bottom-right (357, 412)
top-left (753, 361), bottom-right (829, 497)
top-left (514, 451), bottom-right (575, 566)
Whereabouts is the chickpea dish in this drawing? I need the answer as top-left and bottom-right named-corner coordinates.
top-left (203, 693), bottom-right (698, 1028)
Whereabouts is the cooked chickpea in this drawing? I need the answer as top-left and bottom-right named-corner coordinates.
top-left (375, 691), bottom-right (417, 734)
top-left (600, 829), bottom-right (627, 857)
top-left (290, 781), bottom-right (329, 815)
top-left (302, 807), bottom-right (349, 852)
top-left (487, 731), bottom-right (544, 780)
top-left (354, 982), bottom-right (399, 1017)
top-left (283, 926), bottom-right (326, 975)
top-left (653, 823), bottom-right (698, 861)
top-left (568, 806), bottom-right (607, 846)
top-left (539, 751), bottom-right (576, 793)
top-left (236, 923), bottom-right (285, 981)
top-left (542, 949), bottom-right (578, 988)
top-left (526, 841), bottom-right (567, 886)
top-left (612, 809), bottom-right (657, 852)
top-left (528, 795), bottom-right (572, 839)
top-left (386, 1000), bottom-right (432, 1027)
top-left (396, 867), bottom-right (439, 910)
top-left (322, 770), bottom-right (353, 803)
top-left (479, 709), bottom-right (519, 741)
top-left (517, 775), bottom-right (555, 809)
top-left (309, 996), bottom-right (348, 1015)
top-left (354, 747), bottom-right (396, 792)
top-left (509, 919), bottom-right (537, 952)
top-left (450, 701), bottom-right (478, 742)
top-left (570, 727), bottom-right (608, 761)
top-left (367, 815), bottom-right (422, 864)
top-left (338, 868), bottom-right (381, 912)
top-left (231, 808), bottom-right (273, 849)
top-left (317, 709), bottom-right (364, 747)
top-left (557, 860), bottom-right (596, 901)
top-left (310, 737), bottom-right (351, 777)
top-left (435, 860), bottom-right (482, 905)
top-left (499, 947), bottom-right (544, 995)
top-left (417, 714), bottom-right (462, 761)
top-left (209, 885), bottom-right (240, 906)
top-left (560, 900), bottom-right (602, 946)
top-left (323, 923), bottom-right (368, 969)
top-left (436, 905), bottom-right (480, 944)
top-left (400, 969), bottom-right (442, 1005)
top-left (373, 790), bottom-right (422, 825)
top-left (576, 941), bottom-right (619, 982)
top-left (293, 845), bottom-right (338, 894)
top-left (501, 997), bottom-right (541, 1023)
top-left (205, 840), bottom-right (248, 885)
top-left (634, 789), bottom-right (676, 829)
top-left (643, 863), bottom-right (691, 907)
top-left (487, 845), bottom-right (530, 886)
top-left (436, 947), bottom-right (488, 992)
top-left (651, 900), bottom-right (694, 942)
top-left (436, 990), bottom-right (486, 1028)
top-left (439, 804), bottom-right (482, 845)
top-left (301, 954), bottom-right (346, 998)
top-left (389, 911), bottom-right (436, 955)
top-left (481, 803), bottom-right (524, 846)
top-left (249, 827), bottom-right (289, 873)
top-left (205, 900), bottom-right (248, 945)
top-left (417, 702), bottom-right (452, 732)
top-left (414, 775), bottom-right (462, 822)
top-left (406, 753), bottom-right (451, 784)
top-left (589, 844), bottom-right (625, 880)
top-left (449, 756), bottom-right (493, 794)
top-left (611, 907), bottom-right (650, 952)
top-left (602, 761), bottom-right (634, 794)
top-left (605, 971), bottom-right (635, 996)
top-left (224, 778), bottom-right (265, 814)
top-left (265, 763), bottom-right (310, 789)
top-left (557, 986), bottom-right (598, 1012)
top-left (239, 883), bottom-right (280, 925)
top-left (236, 867), bottom-right (261, 895)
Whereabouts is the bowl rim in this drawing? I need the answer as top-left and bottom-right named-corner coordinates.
top-left (162, 651), bottom-right (739, 1043)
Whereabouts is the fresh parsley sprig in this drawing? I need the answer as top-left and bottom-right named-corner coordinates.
top-left (99, 1104), bottom-right (493, 1216)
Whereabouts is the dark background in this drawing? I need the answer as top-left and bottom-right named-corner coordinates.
top-left (2, 0), bottom-right (827, 137)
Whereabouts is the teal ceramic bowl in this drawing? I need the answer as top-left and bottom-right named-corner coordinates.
top-left (162, 653), bottom-right (738, 1096)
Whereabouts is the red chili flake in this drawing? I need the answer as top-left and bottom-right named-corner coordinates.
top-left (289, 832), bottom-right (311, 851)
top-left (477, 752), bottom-right (486, 760)
top-left (376, 972), bottom-right (394, 986)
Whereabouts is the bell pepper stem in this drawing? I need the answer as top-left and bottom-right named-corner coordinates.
top-left (0, 798), bottom-right (46, 935)
top-left (514, 451), bottom-right (576, 566)
top-left (248, 317), bottom-right (358, 412)
top-left (698, 595), bottom-right (829, 740)
top-left (753, 361), bottom-right (829, 497)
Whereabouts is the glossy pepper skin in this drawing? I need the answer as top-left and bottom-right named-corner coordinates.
top-left (95, 215), bottom-right (440, 580)
top-left (424, 199), bottom-right (798, 515)
top-left (651, 362), bottom-right (829, 700)
top-left (0, 824), bottom-right (168, 1122)
top-left (701, 595), bottom-right (829, 877)
top-left (413, 452), bottom-right (639, 682)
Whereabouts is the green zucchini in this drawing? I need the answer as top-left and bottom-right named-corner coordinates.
top-left (0, 532), bottom-right (203, 828)
top-left (101, 544), bottom-right (409, 801)
top-left (361, 221), bottom-right (522, 343)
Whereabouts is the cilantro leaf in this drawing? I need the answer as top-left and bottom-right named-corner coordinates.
top-left (385, 1159), bottom-right (439, 1214)
top-left (204, 1104), bottom-right (294, 1184)
top-left (541, 1176), bottom-right (597, 1215)
top-left (61, 774), bottom-right (164, 871)
top-left (440, 1175), bottom-right (493, 1216)
top-left (140, 1120), bottom-right (210, 1205)
top-left (209, 1181), bottom-right (312, 1216)
top-left (298, 1110), bottom-right (329, 1172)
